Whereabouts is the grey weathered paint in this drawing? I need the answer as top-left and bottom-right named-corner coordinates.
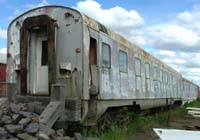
top-left (7, 6), bottom-right (198, 124)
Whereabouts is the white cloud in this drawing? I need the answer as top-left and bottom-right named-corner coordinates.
top-left (145, 4), bottom-right (200, 52)
top-left (14, 9), bottom-right (22, 15)
top-left (0, 27), bottom-right (7, 39)
top-left (0, 48), bottom-right (7, 54)
top-left (74, 0), bottom-right (144, 45)
top-left (145, 24), bottom-right (200, 52)
top-left (25, 0), bottom-right (49, 9)
top-left (189, 68), bottom-right (200, 73)
top-left (74, 1), bottom-right (200, 84)
top-left (138, 4), bottom-right (200, 84)
top-left (155, 50), bottom-right (176, 57)
top-left (6, 0), bottom-right (200, 84)
top-left (177, 11), bottom-right (193, 24)
top-left (11, 0), bottom-right (49, 18)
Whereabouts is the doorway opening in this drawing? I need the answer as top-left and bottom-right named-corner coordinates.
top-left (20, 15), bottom-right (56, 95)
top-left (89, 37), bottom-right (98, 95)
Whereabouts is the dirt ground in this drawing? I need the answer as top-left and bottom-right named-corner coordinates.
top-left (126, 115), bottom-right (200, 140)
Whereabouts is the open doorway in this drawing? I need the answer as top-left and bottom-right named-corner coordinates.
top-left (28, 26), bottom-right (49, 95)
top-left (20, 15), bottom-right (56, 95)
top-left (89, 37), bottom-right (98, 95)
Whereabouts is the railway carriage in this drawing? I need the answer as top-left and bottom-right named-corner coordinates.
top-left (6, 6), bottom-right (198, 126)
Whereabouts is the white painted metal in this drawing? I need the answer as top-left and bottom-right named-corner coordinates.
top-left (154, 128), bottom-right (200, 140)
top-left (35, 36), bottom-right (48, 94)
top-left (29, 32), bottom-right (48, 95)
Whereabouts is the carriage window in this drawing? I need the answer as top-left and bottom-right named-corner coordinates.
top-left (167, 73), bottom-right (170, 84)
top-left (135, 58), bottom-right (141, 76)
top-left (119, 50), bottom-right (128, 73)
top-left (171, 75), bottom-right (173, 84)
top-left (160, 69), bottom-right (163, 82)
top-left (41, 40), bottom-right (48, 66)
top-left (153, 66), bottom-right (157, 80)
top-left (145, 63), bottom-right (150, 78)
top-left (162, 71), bottom-right (165, 83)
top-left (102, 43), bottom-right (111, 68)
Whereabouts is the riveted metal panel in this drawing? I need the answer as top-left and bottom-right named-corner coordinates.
top-left (7, 6), bottom-right (84, 98)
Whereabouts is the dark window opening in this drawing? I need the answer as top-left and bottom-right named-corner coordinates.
top-left (41, 40), bottom-right (48, 66)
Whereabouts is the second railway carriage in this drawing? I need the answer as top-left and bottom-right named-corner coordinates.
top-left (7, 6), bottom-right (198, 125)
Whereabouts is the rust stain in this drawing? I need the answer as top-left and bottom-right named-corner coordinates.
top-left (74, 18), bottom-right (79, 23)
top-left (119, 43), bottom-right (127, 50)
top-left (20, 15), bottom-right (56, 95)
top-left (66, 24), bottom-right (71, 27)
top-left (41, 7), bottom-right (54, 14)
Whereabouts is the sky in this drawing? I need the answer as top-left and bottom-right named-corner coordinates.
top-left (0, 0), bottom-right (200, 85)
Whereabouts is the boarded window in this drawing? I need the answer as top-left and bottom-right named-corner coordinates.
top-left (41, 40), bottom-right (48, 66)
top-left (145, 63), bottom-right (150, 78)
top-left (102, 43), bottom-right (111, 68)
top-left (119, 50), bottom-right (128, 73)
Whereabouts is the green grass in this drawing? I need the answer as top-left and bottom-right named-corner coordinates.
top-left (83, 99), bottom-right (200, 140)
top-left (184, 98), bottom-right (200, 108)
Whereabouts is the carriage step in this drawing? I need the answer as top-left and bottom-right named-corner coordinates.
top-left (39, 101), bottom-right (62, 128)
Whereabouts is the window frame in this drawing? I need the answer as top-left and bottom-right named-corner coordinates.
top-left (160, 69), bottom-right (163, 82)
top-left (135, 57), bottom-right (141, 76)
top-left (145, 62), bottom-right (150, 79)
top-left (153, 66), bottom-right (157, 80)
top-left (101, 42), bottom-right (111, 68)
top-left (119, 50), bottom-right (128, 73)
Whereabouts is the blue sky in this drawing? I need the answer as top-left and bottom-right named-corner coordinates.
top-left (0, 0), bottom-right (200, 84)
top-left (0, 0), bottom-right (198, 28)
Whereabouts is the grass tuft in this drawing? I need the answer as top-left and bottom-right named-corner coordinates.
top-left (83, 99), bottom-right (200, 140)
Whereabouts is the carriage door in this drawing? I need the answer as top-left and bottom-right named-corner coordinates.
top-left (29, 30), bottom-right (49, 95)
top-left (89, 29), bottom-right (99, 95)
top-left (100, 34), bottom-right (111, 97)
top-left (35, 36), bottom-right (48, 94)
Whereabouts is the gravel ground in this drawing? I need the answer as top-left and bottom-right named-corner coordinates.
top-left (0, 98), bottom-right (100, 140)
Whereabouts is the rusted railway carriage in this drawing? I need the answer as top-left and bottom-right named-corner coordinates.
top-left (7, 6), bottom-right (198, 126)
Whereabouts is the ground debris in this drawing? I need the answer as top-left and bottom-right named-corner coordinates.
top-left (1, 115), bottom-right (12, 124)
top-left (0, 126), bottom-right (8, 138)
top-left (74, 132), bottom-right (85, 140)
top-left (18, 117), bottom-right (31, 125)
top-left (4, 124), bottom-right (23, 134)
top-left (56, 129), bottom-right (64, 137)
top-left (2, 138), bottom-right (19, 140)
top-left (0, 99), bottom-right (101, 140)
top-left (17, 133), bottom-right (38, 140)
top-left (25, 123), bottom-right (39, 134)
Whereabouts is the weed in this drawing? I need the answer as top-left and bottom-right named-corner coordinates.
top-left (82, 99), bottom-right (200, 140)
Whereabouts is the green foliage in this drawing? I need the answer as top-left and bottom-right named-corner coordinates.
top-left (82, 99), bottom-right (200, 140)
top-left (184, 98), bottom-right (200, 108)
